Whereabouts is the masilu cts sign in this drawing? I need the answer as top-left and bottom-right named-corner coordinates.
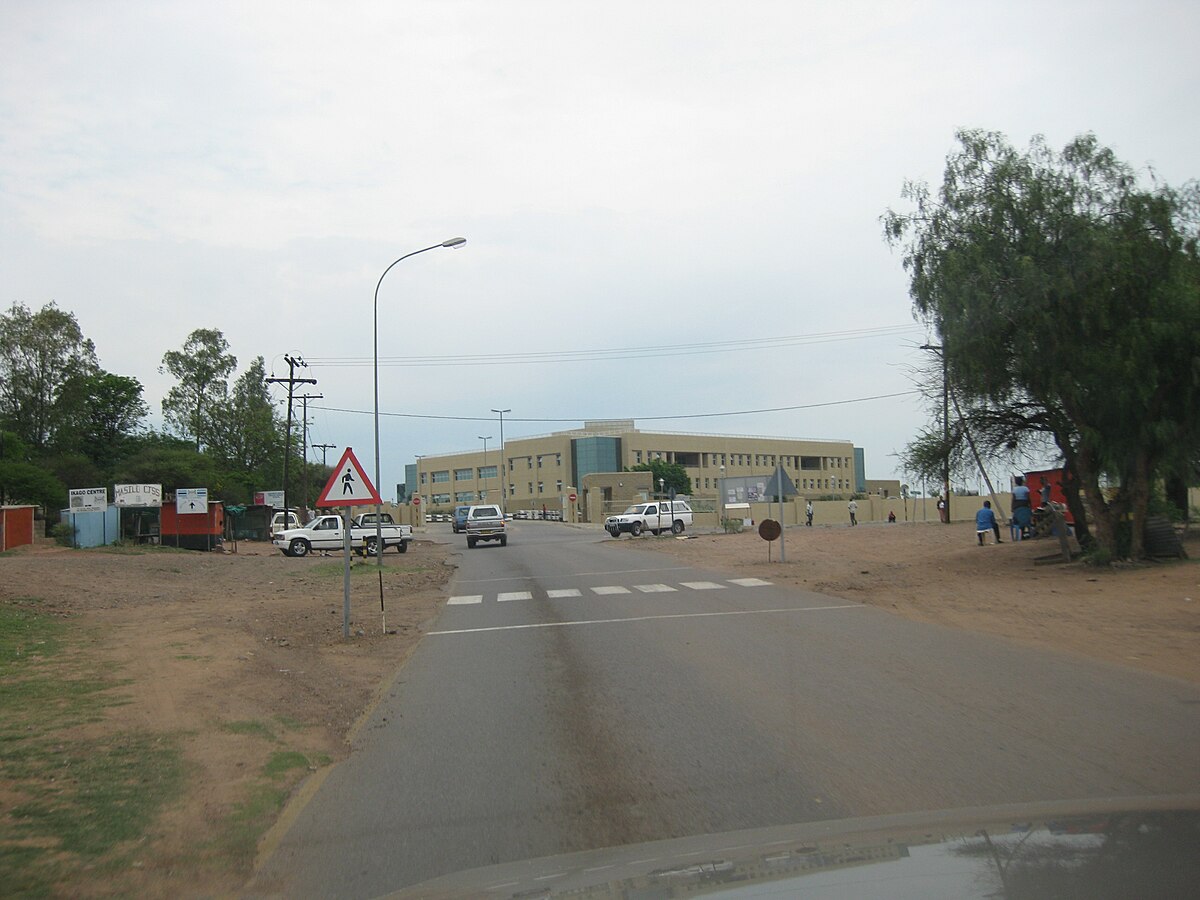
top-left (113, 484), bottom-right (162, 507)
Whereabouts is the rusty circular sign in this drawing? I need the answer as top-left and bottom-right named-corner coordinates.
top-left (758, 519), bottom-right (781, 542)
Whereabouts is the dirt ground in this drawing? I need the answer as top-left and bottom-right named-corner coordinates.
top-left (630, 519), bottom-right (1200, 684)
top-left (2, 519), bottom-right (1197, 897)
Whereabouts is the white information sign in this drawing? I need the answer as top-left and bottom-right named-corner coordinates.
top-left (114, 484), bottom-right (163, 507)
top-left (263, 490), bottom-right (285, 508)
top-left (176, 487), bottom-right (209, 515)
top-left (69, 487), bottom-right (108, 512)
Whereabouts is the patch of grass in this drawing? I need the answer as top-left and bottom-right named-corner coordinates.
top-left (0, 602), bottom-right (185, 894)
top-left (305, 560), bottom-right (426, 580)
top-left (263, 750), bottom-right (309, 779)
top-left (217, 784), bottom-right (287, 866)
top-left (273, 714), bottom-right (308, 731)
top-left (221, 720), bottom-right (277, 742)
top-left (174, 654), bottom-right (213, 661)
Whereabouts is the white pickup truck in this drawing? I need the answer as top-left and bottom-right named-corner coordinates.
top-left (465, 504), bottom-right (507, 548)
top-left (273, 513), bottom-right (412, 557)
top-left (605, 500), bottom-right (693, 537)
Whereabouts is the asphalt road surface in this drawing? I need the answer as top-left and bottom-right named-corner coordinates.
top-left (255, 521), bottom-right (1200, 898)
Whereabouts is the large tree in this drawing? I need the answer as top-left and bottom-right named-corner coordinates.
top-left (884, 130), bottom-right (1200, 558)
top-left (208, 356), bottom-right (281, 473)
top-left (160, 328), bottom-right (237, 452)
top-left (631, 459), bottom-right (693, 496)
top-left (0, 302), bottom-right (99, 450)
top-left (55, 371), bottom-right (148, 470)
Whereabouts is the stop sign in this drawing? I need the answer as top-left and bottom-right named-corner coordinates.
top-left (569, 492), bottom-right (577, 502)
top-left (413, 496), bottom-right (421, 505)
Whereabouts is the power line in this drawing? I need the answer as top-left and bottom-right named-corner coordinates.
top-left (311, 389), bottom-right (921, 425)
top-left (305, 324), bottom-right (921, 368)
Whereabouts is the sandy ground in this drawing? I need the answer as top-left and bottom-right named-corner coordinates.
top-left (626, 519), bottom-right (1200, 684)
top-left (2, 519), bottom-right (1197, 896)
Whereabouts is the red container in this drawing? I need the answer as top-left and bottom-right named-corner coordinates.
top-left (1023, 469), bottom-right (1074, 524)
top-left (159, 502), bottom-right (225, 550)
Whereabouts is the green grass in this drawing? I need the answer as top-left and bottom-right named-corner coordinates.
top-left (0, 601), bottom-right (184, 896)
top-left (221, 720), bottom-right (277, 742)
top-left (215, 784), bottom-right (287, 867)
top-left (263, 751), bottom-right (309, 779)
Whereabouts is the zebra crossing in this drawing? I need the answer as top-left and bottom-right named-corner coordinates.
top-left (446, 577), bottom-right (772, 606)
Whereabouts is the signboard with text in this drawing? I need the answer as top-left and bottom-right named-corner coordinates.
top-left (114, 484), bottom-right (162, 507)
top-left (176, 488), bottom-right (209, 514)
top-left (69, 487), bottom-right (108, 512)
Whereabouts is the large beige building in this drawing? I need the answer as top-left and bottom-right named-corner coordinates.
top-left (405, 420), bottom-right (870, 516)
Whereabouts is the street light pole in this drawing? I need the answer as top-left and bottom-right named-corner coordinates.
top-left (478, 435), bottom-right (492, 501)
top-left (491, 408), bottom-right (510, 514)
top-left (373, 238), bottom-right (466, 564)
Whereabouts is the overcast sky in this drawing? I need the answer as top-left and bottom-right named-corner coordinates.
top-left (3, 0), bottom-right (1196, 497)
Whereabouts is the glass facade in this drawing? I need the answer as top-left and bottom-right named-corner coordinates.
top-left (572, 437), bottom-right (621, 487)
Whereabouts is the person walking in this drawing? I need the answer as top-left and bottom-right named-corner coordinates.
top-left (805, 501), bottom-right (814, 526)
top-left (975, 500), bottom-right (1002, 545)
top-left (847, 498), bottom-right (858, 526)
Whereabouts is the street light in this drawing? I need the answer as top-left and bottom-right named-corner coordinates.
top-left (491, 408), bottom-right (510, 514)
top-left (478, 435), bottom-right (492, 500)
top-left (374, 238), bottom-right (466, 565)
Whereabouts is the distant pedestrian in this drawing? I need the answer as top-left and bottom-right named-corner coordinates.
top-left (805, 501), bottom-right (814, 526)
top-left (937, 498), bottom-right (948, 523)
top-left (887, 510), bottom-right (896, 523)
top-left (847, 499), bottom-right (858, 526)
top-left (1012, 476), bottom-right (1031, 511)
top-left (975, 500), bottom-right (1002, 545)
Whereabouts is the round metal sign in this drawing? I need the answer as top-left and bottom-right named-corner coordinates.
top-left (758, 519), bottom-right (781, 541)
top-left (568, 492), bottom-right (577, 502)
top-left (412, 497), bottom-right (421, 505)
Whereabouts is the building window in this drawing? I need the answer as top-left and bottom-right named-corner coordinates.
top-left (432, 470), bottom-right (450, 483)
top-left (528, 482), bottom-right (533, 495)
top-left (556, 480), bottom-right (562, 492)
top-left (478, 465), bottom-right (497, 479)
top-left (455, 491), bottom-right (474, 502)
top-left (635, 450), bottom-right (642, 464)
top-left (537, 456), bottom-right (543, 468)
top-left (555, 454), bottom-right (562, 466)
top-left (454, 468), bottom-right (473, 481)
top-left (419, 472), bottom-right (427, 485)
top-left (537, 482), bottom-right (544, 494)
top-left (432, 493), bottom-right (450, 504)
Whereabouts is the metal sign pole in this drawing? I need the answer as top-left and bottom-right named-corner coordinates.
top-left (342, 505), bottom-right (352, 639)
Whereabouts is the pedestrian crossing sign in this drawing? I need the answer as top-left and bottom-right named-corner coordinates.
top-left (316, 447), bottom-right (382, 507)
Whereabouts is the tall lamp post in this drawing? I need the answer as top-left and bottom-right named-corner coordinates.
top-left (491, 408), bottom-right (510, 514)
top-left (478, 435), bottom-right (492, 501)
top-left (374, 238), bottom-right (466, 565)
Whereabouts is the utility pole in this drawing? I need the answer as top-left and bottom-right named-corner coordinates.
top-left (266, 355), bottom-right (316, 520)
top-left (313, 443), bottom-right (337, 467)
top-left (922, 343), bottom-right (952, 524)
top-left (297, 393), bottom-right (323, 517)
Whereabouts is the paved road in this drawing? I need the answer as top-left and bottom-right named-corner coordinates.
top-left (255, 522), bottom-right (1200, 898)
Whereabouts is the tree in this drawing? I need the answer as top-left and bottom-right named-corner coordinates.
top-left (884, 130), bottom-right (1200, 558)
top-left (56, 371), bottom-right (149, 471)
top-left (0, 302), bottom-right (98, 450)
top-left (160, 329), bottom-right (236, 452)
top-left (631, 459), bottom-right (692, 496)
top-left (208, 357), bottom-right (282, 473)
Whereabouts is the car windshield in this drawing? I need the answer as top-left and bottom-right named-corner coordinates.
top-left (622, 505), bottom-right (648, 515)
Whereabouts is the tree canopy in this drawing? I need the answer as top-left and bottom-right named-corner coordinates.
top-left (631, 459), bottom-right (693, 496)
top-left (885, 130), bottom-right (1200, 558)
top-left (160, 328), bottom-right (237, 452)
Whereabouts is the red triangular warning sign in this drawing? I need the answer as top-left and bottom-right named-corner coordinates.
top-left (316, 448), bottom-right (382, 507)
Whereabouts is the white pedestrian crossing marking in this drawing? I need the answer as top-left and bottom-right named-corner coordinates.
top-left (447, 577), bottom-right (773, 606)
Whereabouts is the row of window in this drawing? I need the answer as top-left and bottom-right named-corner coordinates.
top-left (505, 454), bottom-right (563, 472)
top-left (421, 465), bottom-right (499, 485)
top-left (632, 450), bottom-right (851, 470)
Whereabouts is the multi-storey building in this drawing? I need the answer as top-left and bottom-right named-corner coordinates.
top-left (405, 420), bottom-right (866, 513)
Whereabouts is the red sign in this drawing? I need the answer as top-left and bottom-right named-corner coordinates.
top-left (316, 448), bottom-right (382, 507)
top-left (568, 492), bottom-right (577, 502)
top-left (412, 496), bottom-right (421, 505)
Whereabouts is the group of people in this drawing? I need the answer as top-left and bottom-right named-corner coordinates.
top-left (976, 475), bottom-right (1049, 544)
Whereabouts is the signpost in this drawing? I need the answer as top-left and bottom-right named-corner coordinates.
top-left (176, 487), bottom-right (211, 550)
top-left (314, 449), bottom-right (382, 639)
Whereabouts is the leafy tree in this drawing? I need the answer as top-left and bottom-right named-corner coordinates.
top-left (884, 130), bottom-right (1200, 558)
top-left (631, 459), bottom-right (692, 496)
top-left (0, 459), bottom-right (65, 509)
top-left (209, 357), bottom-right (282, 473)
top-left (0, 302), bottom-right (98, 450)
top-left (55, 371), bottom-right (148, 470)
top-left (160, 328), bottom-right (236, 452)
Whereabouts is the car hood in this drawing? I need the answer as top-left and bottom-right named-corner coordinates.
top-left (380, 795), bottom-right (1200, 899)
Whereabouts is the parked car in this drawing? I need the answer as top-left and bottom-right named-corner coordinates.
top-left (273, 514), bottom-right (412, 557)
top-left (269, 510), bottom-right (301, 538)
top-left (605, 500), bottom-right (693, 537)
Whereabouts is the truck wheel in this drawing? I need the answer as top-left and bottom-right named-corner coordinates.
top-left (671, 520), bottom-right (685, 535)
top-left (606, 526), bottom-right (620, 538)
top-left (397, 540), bottom-right (408, 553)
top-left (289, 538), bottom-right (310, 558)
top-left (365, 537), bottom-right (380, 557)
top-left (500, 535), bottom-right (508, 547)
top-left (630, 522), bottom-right (643, 537)
top-left (467, 536), bottom-right (477, 549)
